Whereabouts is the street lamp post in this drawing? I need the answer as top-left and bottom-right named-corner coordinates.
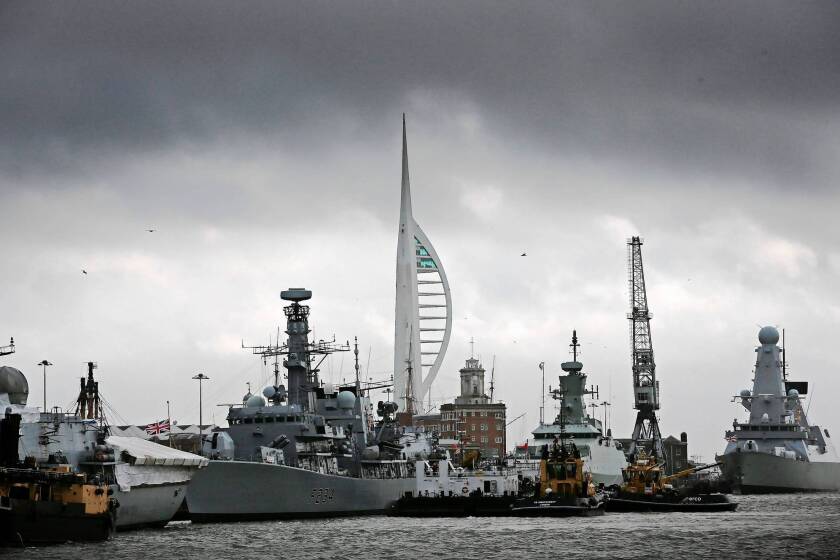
top-left (192, 373), bottom-right (210, 455)
top-left (37, 360), bottom-right (53, 411)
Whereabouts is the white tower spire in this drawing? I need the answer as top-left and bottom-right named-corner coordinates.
top-left (393, 115), bottom-right (452, 413)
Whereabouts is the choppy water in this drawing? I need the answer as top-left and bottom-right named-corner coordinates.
top-left (4, 493), bottom-right (840, 560)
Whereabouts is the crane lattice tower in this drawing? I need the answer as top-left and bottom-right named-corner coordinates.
top-left (627, 237), bottom-right (664, 461)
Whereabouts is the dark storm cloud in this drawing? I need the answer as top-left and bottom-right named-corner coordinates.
top-left (2, 1), bottom-right (839, 185)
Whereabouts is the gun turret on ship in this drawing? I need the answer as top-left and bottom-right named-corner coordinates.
top-left (186, 289), bottom-right (422, 521)
top-left (718, 326), bottom-right (840, 493)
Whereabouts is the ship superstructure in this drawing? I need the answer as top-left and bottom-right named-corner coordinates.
top-left (719, 326), bottom-right (840, 492)
top-left (519, 332), bottom-right (627, 486)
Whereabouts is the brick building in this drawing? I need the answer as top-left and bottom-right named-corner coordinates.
top-left (439, 356), bottom-right (506, 458)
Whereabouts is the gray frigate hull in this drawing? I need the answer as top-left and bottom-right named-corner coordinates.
top-left (720, 452), bottom-right (840, 493)
top-left (186, 461), bottom-right (414, 521)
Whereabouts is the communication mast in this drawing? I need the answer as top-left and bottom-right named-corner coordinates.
top-left (75, 362), bottom-right (104, 421)
top-left (627, 237), bottom-right (664, 461)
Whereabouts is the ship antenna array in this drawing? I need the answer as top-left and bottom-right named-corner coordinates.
top-left (626, 237), bottom-right (664, 462)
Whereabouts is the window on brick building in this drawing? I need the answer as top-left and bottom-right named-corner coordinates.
top-left (495, 437), bottom-right (503, 444)
top-left (471, 424), bottom-right (476, 431)
top-left (481, 436), bottom-right (488, 443)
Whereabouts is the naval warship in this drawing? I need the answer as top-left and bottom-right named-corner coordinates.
top-left (517, 332), bottom-right (627, 486)
top-left (187, 289), bottom-right (422, 521)
top-left (718, 326), bottom-right (840, 492)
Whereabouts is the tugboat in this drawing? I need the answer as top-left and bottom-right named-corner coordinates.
top-left (606, 450), bottom-right (737, 512)
top-left (1, 409), bottom-right (116, 545)
top-left (511, 438), bottom-right (606, 517)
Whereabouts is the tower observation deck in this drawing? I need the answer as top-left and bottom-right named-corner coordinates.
top-left (393, 116), bottom-right (453, 413)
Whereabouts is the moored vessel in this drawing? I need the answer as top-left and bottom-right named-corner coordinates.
top-left (516, 331), bottom-right (627, 487)
top-left (1, 409), bottom-right (116, 545)
top-left (718, 327), bottom-right (840, 493)
top-left (187, 289), bottom-right (422, 521)
top-left (511, 439), bottom-right (606, 517)
top-left (606, 450), bottom-right (737, 512)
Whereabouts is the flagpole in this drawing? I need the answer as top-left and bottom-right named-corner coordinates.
top-left (167, 400), bottom-right (172, 448)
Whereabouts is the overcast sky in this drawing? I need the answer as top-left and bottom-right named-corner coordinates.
top-left (2, 1), bottom-right (840, 461)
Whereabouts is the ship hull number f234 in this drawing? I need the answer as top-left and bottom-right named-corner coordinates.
top-left (311, 488), bottom-right (335, 504)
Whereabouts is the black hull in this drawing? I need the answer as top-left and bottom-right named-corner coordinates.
top-left (0, 500), bottom-right (115, 546)
top-left (606, 494), bottom-right (737, 513)
top-left (389, 495), bottom-right (517, 517)
top-left (511, 497), bottom-right (606, 517)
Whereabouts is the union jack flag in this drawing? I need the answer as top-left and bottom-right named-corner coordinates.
top-left (725, 434), bottom-right (737, 443)
top-left (145, 420), bottom-right (170, 435)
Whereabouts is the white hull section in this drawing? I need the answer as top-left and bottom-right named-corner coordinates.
top-left (114, 482), bottom-right (188, 529)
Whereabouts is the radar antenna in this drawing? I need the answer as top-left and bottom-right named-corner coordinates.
top-left (0, 337), bottom-right (14, 357)
top-left (626, 237), bottom-right (664, 461)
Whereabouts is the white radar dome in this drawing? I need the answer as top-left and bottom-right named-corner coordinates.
top-left (246, 394), bottom-right (266, 407)
top-left (758, 326), bottom-right (779, 345)
top-left (263, 386), bottom-right (277, 399)
top-left (337, 390), bottom-right (356, 410)
top-left (787, 389), bottom-right (799, 398)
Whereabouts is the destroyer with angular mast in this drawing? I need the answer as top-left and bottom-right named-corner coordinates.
top-left (718, 326), bottom-right (840, 492)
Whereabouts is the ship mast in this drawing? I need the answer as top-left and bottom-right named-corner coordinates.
top-left (0, 337), bottom-right (14, 357)
top-left (626, 237), bottom-right (664, 461)
top-left (75, 362), bottom-right (105, 422)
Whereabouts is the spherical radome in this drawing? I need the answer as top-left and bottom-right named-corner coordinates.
top-left (337, 390), bottom-right (356, 410)
top-left (246, 394), bottom-right (266, 408)
top-left (758, 326), bottom-right (779, 345)
top-left (0, 366), bottom-right (28, 405)
top-left (262, 386), bottom-right (277, 399)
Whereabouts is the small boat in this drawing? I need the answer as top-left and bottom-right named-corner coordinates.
top-left (606, 450), bottom-right (737, 513)
top-left (511, 440), bottom-right (607, 517)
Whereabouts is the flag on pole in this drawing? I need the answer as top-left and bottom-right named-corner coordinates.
top-left (516, 442), bottom-right (529, 450)
top-left (145, 419), bottom-right (171, 435)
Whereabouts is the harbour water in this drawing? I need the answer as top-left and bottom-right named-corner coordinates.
top-left (5, 493), bottom-right (838, 559)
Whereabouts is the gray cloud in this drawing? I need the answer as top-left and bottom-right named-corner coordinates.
top-left (2, 1), bottom-right (840, 186)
